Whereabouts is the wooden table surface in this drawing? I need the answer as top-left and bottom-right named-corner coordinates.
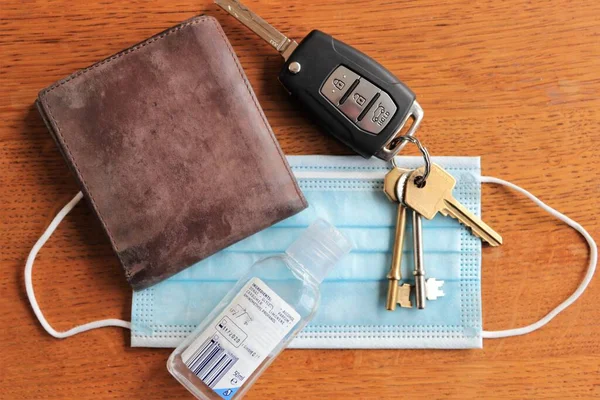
top-left (1, 0), bottom-right (599, 398)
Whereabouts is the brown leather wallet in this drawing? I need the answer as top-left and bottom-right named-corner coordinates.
top-left (36, 16), bottom-right (307, 290)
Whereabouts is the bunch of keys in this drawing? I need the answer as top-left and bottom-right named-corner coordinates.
top-left (215, 0), bottom-right (423, 161)
top-left (215, 0), bottom-right (503, 310)
top-left (384, 137), bottom-right (503, 310)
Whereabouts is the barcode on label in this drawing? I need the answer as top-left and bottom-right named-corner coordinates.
top-left (185, 335), bottom-right (239, 388)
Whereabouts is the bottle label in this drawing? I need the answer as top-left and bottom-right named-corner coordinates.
top-left (181, 278), bottom-right (301, 400)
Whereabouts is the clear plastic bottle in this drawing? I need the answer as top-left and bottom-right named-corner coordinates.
top-left (167, 219), bottom-right (351, 400)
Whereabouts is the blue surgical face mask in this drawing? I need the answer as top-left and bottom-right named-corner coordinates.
top-left (131, 155), bottom-right (485, 349)
top-left (24, 155), bottom-right (597, 346)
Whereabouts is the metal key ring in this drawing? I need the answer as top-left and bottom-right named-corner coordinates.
top-left (390, 136), bottom-right (431, 188)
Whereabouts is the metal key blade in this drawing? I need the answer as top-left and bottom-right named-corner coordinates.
top-left (387, 202), bottom-right (408, 310)
top-left (404, 163), bottom-right (503, 247)
top-left (215, 0), bottom-right (298, 60)
top-left (441, 197), bottom-right (503, 246)
top-left (425, 278), bottom-right (445, 301)
top-left (412, 210), bottom-right (426, 309)
top-left (384, 169), bottom-right (412, 310)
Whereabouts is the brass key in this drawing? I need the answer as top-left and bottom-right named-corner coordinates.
top-left (404, 163), bottom-right (503, 246)
top-left (383, 167), bottom-right (412, 310)
top-left (411, 209), bottom-right (427, 309)
top-left (383, 166), bottom-right (408, 202)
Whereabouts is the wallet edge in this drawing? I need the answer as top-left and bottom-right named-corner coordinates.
top-left (35, 15), bottom-right (307, 290)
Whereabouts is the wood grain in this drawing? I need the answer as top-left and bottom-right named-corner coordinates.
top-left (1, 0), bottom-right (599, 398)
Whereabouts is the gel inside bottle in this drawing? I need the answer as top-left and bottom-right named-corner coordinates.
top-left (167, 219), bottom-right (351, 400)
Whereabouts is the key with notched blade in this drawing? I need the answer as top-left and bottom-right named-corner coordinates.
top-left (404, 163), bottom-right (503, 247)
top-left (215, 0), bottom-right (423, 161)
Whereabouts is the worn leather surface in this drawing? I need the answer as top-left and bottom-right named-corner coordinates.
top-left (36, 16), bottom-right (307, 290)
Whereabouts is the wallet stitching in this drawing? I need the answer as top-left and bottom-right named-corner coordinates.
top-left (39, 16), bottom-right (212, 277)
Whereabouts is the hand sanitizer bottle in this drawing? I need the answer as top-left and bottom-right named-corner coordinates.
top-left (167, 219), bottom-right (351, 400)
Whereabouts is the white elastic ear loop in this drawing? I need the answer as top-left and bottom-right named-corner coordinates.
top-left (25, 192), bottom-right (131, 338)
top-left (480, 176), bottom-right (597, 339)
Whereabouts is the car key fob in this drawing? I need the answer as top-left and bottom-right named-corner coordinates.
top-left (278, 31), bottom-right (423, 160)
top-left (216, 0), bottom-right (423, 161)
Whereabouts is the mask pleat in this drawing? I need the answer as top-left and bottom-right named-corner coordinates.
top-left (132, 156), bottom-right (483, 349)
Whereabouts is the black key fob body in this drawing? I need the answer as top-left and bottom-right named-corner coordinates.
top-left (279, 30), bottom-right (423, 161)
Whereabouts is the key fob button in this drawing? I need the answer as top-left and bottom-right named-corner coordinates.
top-left (318, 63), bottom-right (406, 142)
top-left (357, 90), bottom-right (397, 134)
top-left (320, 66), bottom-right (360, 105)
top-left (338, 78), bottom-right (379, 121)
